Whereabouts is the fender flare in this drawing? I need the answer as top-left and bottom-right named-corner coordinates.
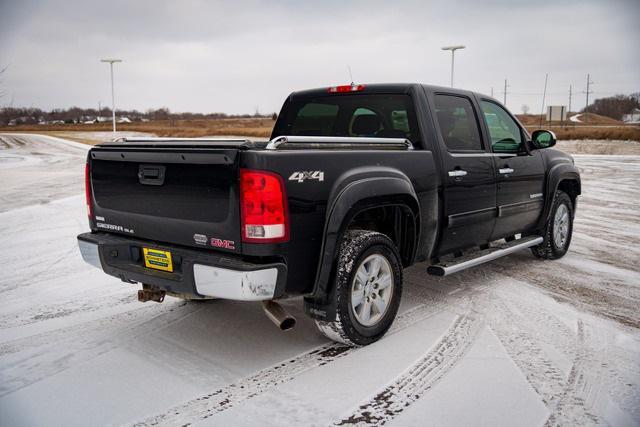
top-left (537, 162), bottom-right (581, 230)
top-left (307, 172), bottom-right (419, 312)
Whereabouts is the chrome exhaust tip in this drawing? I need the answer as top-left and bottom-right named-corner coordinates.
top-left (262, 300), bottom-right (296, 331)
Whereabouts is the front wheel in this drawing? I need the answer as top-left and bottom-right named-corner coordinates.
top-left (532, 190), bottom-right (574, 260)
top-left (315, 230), bottom-right (403, 346)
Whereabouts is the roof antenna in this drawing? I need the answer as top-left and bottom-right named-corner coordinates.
top-left (347, 65), bottom-right (354, 85)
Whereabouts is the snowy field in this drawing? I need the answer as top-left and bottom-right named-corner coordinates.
top-left (0, 133), bottom-right (638, 426)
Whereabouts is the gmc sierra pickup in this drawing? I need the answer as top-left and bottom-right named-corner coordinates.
top-left (78, 83), bottom-right (580, 345)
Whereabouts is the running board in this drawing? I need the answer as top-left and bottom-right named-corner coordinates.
top-left (427, 236), bottom-right (543, 277)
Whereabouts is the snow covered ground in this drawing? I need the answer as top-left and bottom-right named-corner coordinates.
top-left (0, 133), bottom-right (638, 427)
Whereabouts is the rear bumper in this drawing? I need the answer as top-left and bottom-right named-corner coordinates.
top-left (77, 232), bottom-right (287, 301)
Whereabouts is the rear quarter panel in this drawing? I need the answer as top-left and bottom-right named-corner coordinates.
top-left (240, 149), bottom-right (439, 296)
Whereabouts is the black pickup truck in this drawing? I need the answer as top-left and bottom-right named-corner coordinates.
top-left (78, 83), bottom-right (580, 345)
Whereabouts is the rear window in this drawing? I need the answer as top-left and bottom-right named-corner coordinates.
top-left (273, 94), bottom-right (419, 143)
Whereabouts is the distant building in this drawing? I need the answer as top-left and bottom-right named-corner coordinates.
top-left (622, 108), bottom-right (640, 124)
top-left (546, 106), bottom-right (567, 122)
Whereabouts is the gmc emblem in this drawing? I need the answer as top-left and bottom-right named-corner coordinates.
top-left (211, 238), bottom-right (236, 250)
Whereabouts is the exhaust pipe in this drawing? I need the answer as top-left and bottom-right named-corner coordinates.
top-left (262, 301), bottom-right (296, 331)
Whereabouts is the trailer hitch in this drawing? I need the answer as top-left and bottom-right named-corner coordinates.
top-left (138, 285), bottom-right (166, 303)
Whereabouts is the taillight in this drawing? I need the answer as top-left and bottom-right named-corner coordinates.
top-left (240, 169), bottom-right (289, 243)
top-left (85, 162), bottom-right (93, 220)
top-left (327, 84), bottom-right (365, 93)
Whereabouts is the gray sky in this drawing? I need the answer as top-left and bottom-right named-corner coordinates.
top-left (1, 0), bottom-right (638, 114)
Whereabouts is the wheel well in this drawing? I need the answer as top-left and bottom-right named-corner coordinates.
top-left (558, 179), bottom-right (580, 208)
top-left (346, 204), bottom-right (417, 266)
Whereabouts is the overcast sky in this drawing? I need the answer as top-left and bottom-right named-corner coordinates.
top-left (1, 0), bottom-right (638, 115)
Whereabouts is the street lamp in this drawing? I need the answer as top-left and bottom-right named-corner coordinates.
top-left (100, 59), bottom-right (122, 134)
top-left (441, 45), bottom-right (465, 87)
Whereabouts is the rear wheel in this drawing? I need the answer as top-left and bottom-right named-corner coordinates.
top-left (315, 230), bottom-right (402, 346)
top-left (532, 190), bottom-right (574, 260)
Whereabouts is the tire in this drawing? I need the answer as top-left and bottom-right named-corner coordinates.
top-left (531, 190), bottom-right (574, 260)
top-left (315, 230), bottom-right (403, 346)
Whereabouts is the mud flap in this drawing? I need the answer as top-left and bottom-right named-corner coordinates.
top-left (303, 297), bottom-right (337, 321)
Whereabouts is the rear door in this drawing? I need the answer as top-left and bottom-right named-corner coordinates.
top-left (89, 142), bottom-right (242, 253)
top-left (478, 99), bottom-right (545, 239)
top-left (430, 93), bottom-right (497, 255)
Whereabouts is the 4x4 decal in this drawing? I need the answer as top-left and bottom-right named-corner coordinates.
top-left (289, 171), bottom-right (325, 183)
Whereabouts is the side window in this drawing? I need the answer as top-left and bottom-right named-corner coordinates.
top-left (433, 95), bottom-right (483, 151)
top-left (480, 101), bottom-right (524, 153)
top-left (391, 110), bottom-right (409, 132)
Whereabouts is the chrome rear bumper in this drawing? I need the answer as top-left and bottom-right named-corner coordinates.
top-left (77, 233), bottom-right (285, 301)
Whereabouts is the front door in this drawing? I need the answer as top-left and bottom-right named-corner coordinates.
top-left (478, 99), bottom-right (545, 240)
top-left (431, 93), bottom-right (497, 255)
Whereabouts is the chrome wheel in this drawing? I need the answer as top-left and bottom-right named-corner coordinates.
top-left (350, 253), bottom-right (394, 327)
top-left (553, 203), bottom-right (570, 249)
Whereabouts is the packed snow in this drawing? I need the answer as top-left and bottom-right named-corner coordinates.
top-left (0, 133), bottom-right (638, 426)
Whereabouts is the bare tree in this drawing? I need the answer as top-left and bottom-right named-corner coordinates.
top-left (521, 104), bottom-right (530, 115)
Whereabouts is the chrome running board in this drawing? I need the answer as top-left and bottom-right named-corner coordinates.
top-left (427, 236), bottom-right (543, 277)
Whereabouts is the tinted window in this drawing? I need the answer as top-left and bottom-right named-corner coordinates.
top-left (290, 103), bottom-right (339, 136)
top-left (480, 101), bottom-right (524, 153)
top-left (433, 95), bottom-right (483, 151)
top-left (273, 94), bottom-right (419, 142)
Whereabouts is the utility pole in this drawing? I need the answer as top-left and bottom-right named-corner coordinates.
top-left (583, 73), bottom-right (594, 125)
top-left (441, 45), bottom-right (465, 87)
top-left (568, 85), bottom-right (572, 113)
top-left (490, 87), bottom-right (494, 97)
top-left (540, 73), bottom-right (548, 128)
top-left (100, 59), bottom-right (122, 134)
top-left (502, 78), bottom-right (509, 106)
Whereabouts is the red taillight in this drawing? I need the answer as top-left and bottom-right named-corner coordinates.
top-left (85, 162), bottom-right (93, 220)
top-left (328, 84), bottom-right (365, 93)
top-left (240, 169), bottom-right (289, 243)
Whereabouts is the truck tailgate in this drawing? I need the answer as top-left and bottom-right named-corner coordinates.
top-left (88, 141), bottom-right (244, 253)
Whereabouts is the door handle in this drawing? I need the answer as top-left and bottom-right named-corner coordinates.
top-left (499, 167), bottom-right (514, 175)
top-left (448, 169), bottom-right (468, 177)
top-left (138, 164), bottom-right (166, 186)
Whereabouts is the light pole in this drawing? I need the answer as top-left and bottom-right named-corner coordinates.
top-left (441, 45), bottom-right (465, 87)
top-left (100, 59), bottom-right (122, 134)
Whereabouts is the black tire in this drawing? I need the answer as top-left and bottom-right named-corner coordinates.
top-left (315, 230), bottom-right (403, 346)
top-left (531, 190), bottom-right (574, 260)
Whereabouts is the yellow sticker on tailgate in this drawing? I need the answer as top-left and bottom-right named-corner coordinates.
top-left (143, 248), bottom-right (173, 272)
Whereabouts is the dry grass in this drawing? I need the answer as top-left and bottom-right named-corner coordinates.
top-left (523, 126), bottom-right (640, 141)
top-left (2, 116), bottom-right (639, 142)
top-left (0, 118), bottom-right (275, 139)
top-left (517, 112), bottom-right (624, 126)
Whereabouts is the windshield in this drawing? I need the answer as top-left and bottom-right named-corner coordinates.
top-left (272, 94), bottom-right (419, 143)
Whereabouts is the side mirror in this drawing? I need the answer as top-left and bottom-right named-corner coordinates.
top-left (531, 129), bottom-right (556, 149)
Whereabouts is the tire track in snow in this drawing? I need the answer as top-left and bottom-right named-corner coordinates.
top-left (333, 313), bottom-right (481, 426)
top-left (0, 300), bottom-right (207, 397)
top-left (544, 320), bottom-right (601, 426)
top-left (131, 295), bottom-right (461, 426)
top-left (481, 285), bottom-right (603, 426)
top-left (132, 269), bottom-right (490, 426)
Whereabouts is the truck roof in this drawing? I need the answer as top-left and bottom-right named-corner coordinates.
top-left (289, 83), bottom-right (486, 100)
